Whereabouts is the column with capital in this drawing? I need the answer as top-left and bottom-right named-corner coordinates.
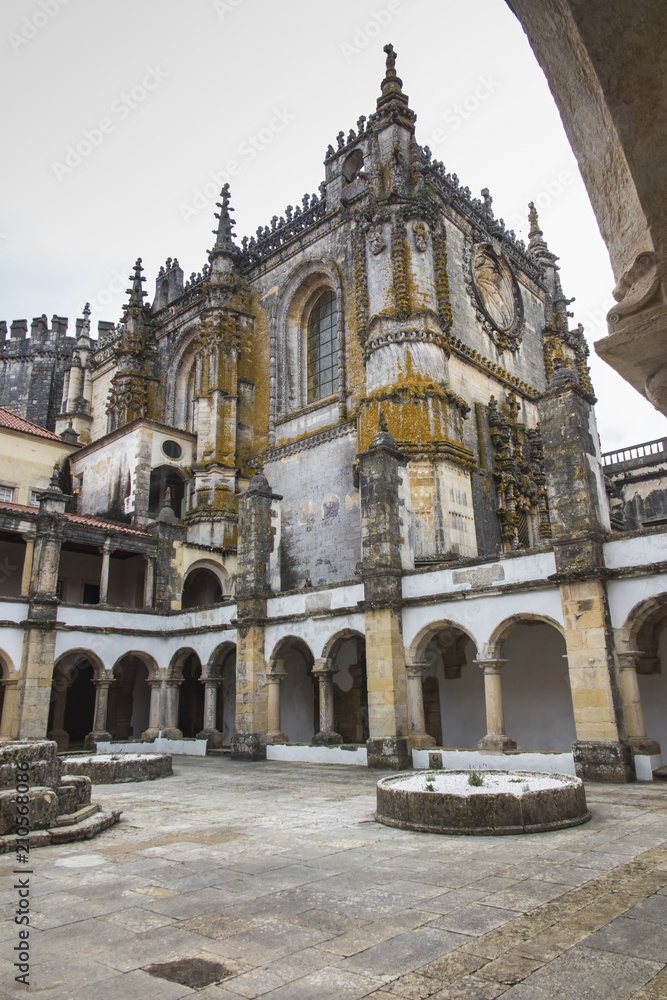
top-left (312, 659), bottom-right (342, 745)
top-left (141, 678), bottom-right (162, 740)
top-left (265, 663), bottom-right (288, 744)
top-left (47, 671), bottom-right (71, 751)
top-left (617, 650), bottom-right (661, 756)
top-left (197, 677), bottom-right (223, 747)
top-left (84, 676), bottom-right (113, 749)
top-left (161, 678), bottom-right (183, 740)
top-left (143, 555), bottom-right (156, 608)
top-left (475, 658), bottom-right (516, 751)
top-left (405, 662), bottom-right (436, 749)
top-left (99, 538), bottom-right (113, 605)
top-left (0, 678), bottom-right (19, 738)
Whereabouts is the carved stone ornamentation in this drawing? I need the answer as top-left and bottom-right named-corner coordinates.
top-left (487, 392), bottom-right (551, 549)
top-left (365, 223), bottom-right (386, 256)
top-left (413, 221), bottom-right (429, 252)
top-left (464, 235), bottom-right (524, 351)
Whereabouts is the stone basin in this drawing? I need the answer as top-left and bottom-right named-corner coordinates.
top-left (376, 769), bottom-right (591, 835)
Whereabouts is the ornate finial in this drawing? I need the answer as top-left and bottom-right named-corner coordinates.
top-left (527, 202), bottom-right (555, 264)
top-left (481, 188), bottom-right (493, 217)
top-left (77, 302), bottom-right (91, 341)
top-left (210, 183), bottom-right (238, 257)
top-left (378, 409), bottom-right (388, 433)
top-left (376, 43), bottom-right (414, 124)
top-left (384, 43), bottom-right (397, 77)
top-left (126, 259), bottom-right (146, 306)
top-left (49, 462), bottom-right (62, 491)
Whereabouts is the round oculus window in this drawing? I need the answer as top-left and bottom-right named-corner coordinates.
top-left (162, 440), bottom-right (182, 459)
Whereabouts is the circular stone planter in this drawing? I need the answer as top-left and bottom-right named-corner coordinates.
top-left (61, 752), bottom-right (172, 784)
top-left (376, 770), bottom-right (591, 836)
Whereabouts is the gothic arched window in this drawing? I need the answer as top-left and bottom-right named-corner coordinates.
top-left (307, 290), bottom-right (338, 403)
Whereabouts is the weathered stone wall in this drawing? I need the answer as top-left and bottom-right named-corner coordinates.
top-left (264, 426), bottom-right (360, 590)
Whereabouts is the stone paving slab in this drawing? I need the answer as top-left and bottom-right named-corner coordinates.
top-left (0, 757), bottom-right (666, 999)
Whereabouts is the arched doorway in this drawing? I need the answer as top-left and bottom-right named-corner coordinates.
top-left (626, 598), bottom-right (667, 754)
top-left (493, 617), bottom-right (575, 751)
top-left (108, 654), bottom-right (153, 740)
top-left (269, 637), bottom-right (317, 743)
top-left (207, 643), bottom-right (236, 746)
top-left (48, 651), bottom-right (101, 750)
top-left (182, 567), bottom-right (224, 608)
top-left (0, 651), bottom-right (14, 738)
top-left (410, 622), bottom-right (482, 748)
top-left (325, 632), bottom-right (368, 744)
top-left (177, 652), bottom-right (204, 738)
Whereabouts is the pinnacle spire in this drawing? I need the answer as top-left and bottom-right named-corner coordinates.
top-left (527, 202), bottom-right (556, 263)
top-left (376, 43), bottom-right (415, 126)
top-left (76, 302), bottom-right (91, 343)
top-left (126, 258), bottom-right (147, 307)
top-left (210, 184), bottom-right (238, 257)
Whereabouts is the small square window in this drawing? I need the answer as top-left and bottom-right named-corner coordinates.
top-left (0, 486), bottom-right (14, 503)
top-left (30, 490), bottom-right (40, 507)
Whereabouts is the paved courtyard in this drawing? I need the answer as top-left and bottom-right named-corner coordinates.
top-left (1, 757), bottom-right (667, 1000)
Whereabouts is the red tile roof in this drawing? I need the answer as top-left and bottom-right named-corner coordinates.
top-left (0, 407), bottom-right (68, 442)
top-left (0, 501), bottom-right (150, 536)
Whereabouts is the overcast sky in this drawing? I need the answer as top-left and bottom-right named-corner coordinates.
top-left (2, 0), bottom-right (664, 451)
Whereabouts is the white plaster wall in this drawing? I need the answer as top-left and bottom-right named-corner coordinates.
top-left (402, 585), bottom-right (564, 654)
top-left (265, 612), bottom-right (365, 665)
top-left (607, 573), bottom-right (667, 631)
top-left (274, 400), bottom-right (340, 443)
top-left (423, 638), bottom-right (486, 747)
top-left (412, 748), bottom-right (576, 775)
top-left (280, 648), bottom-right (316, 742)
top-left (0, 625), bottom-right (27, 676)
top-left (402, 549), bottom-right (557, 601)
top-left (267, 744), bottom-right (367, 765)
top-left (604, 532), bottom-right (667, 570)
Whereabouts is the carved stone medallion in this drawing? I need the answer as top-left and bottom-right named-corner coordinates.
top-left (464, 237), bottom-right (523, 351)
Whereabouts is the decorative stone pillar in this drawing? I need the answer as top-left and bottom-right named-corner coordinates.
top-left (84, 678), bottom-right (113, 749)
top-left (312, 660), bottom-right (342, 745)
top-left (357, 420), bottom-right (411, 770)
top-left (265, 665), bottom-right (288, 744)
top-left (47, 673), bottom-right (70, 751)
top-left (538, 380), bottom-right (634, 783)
top-left (405, 662), bottom-right (436, 749)
top-left (161, 679), bottom-right (183, 740)
top-left (143, 555), bottom-right (156, 608)
top-left (475, 659), bottom-right (517, 751)
top-left (196, 678), bottom-right (223, 748)
top-left (20, 530), bottom-right (36, 598)
top-left (231, 470), bottom-right (282, 761)
top-left (617, 650), bottom-right (661, 755)
top-left (99, 538), bottom-right (113, 605)
top-left (141, 679), bottom-right (162, 740)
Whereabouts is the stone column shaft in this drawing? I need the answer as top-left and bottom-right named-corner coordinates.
top-left (99, 540), bottom-right (112, 605)
top-left (0, 679), bottom-right (19, 738)
top-left (313, 660), bottom-right (342, 745)
top-left (161, 680), bottom-right (183, 739)
top-left (20, 533), bottom-right (36, 598)
top-left (266, 669), bottom-right (288, 744)
top-left (618, 651), bottom-right (660, 755)
top-left (196, 679), bottom-right (223, 748)
top-left (47, 676), bottom-right (70, 751)
top-left (141, 679), bottom-right (162, 740)
top-left (406, 662), bottom-right (436, 749)
top-left (84, 679), bottom-right (112, 750)
top-left (144, 556), bottom-right (155, 608)
top-left (475, 659), bottom-right (516, 751)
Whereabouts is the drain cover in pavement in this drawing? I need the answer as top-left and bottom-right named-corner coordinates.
top-left (145, 957), bottom-right (233, 989)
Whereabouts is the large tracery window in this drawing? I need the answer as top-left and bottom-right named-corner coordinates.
top-left (307, 290), bottom-right (338, 403)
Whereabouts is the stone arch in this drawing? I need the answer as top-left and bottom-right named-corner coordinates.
top-left (0, 649), bottom-right (16, 738)
top-left (206, 641), bottom-right (237, 745)
top-left (167, 647), bottom-right (199, 680)
top-left (165, 322), bottom-right (202, 428)
top-left (182, 560), bottom-right (229, 608)
top-left (267, 634), bottom-right (316, 742)
top-left (48, 649), bottom-right (106, 749)
top-left (108, 651), bottom-right (157, 741)
top-left (321, 628), bottom-right (368, 745)
top-left (488, 615), bottom-right (575, 752)
top-left (271, 259), bottom-right (345, 425)
top-left (176, 650), bottom-right (204, 738)
top-left (487, 613), bottom-right (565, 660)
top-left (148, 464), bottom-right (186, 518)
top-left (407, 620), bottom-right (481, 748)
top-left (407, 619), bottom-right (479, 665)
top-left (619, 594), bottom-right (667, 753)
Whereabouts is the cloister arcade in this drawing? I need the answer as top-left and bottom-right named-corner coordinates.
top-left (0, 589), bottom-right (664, 767)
